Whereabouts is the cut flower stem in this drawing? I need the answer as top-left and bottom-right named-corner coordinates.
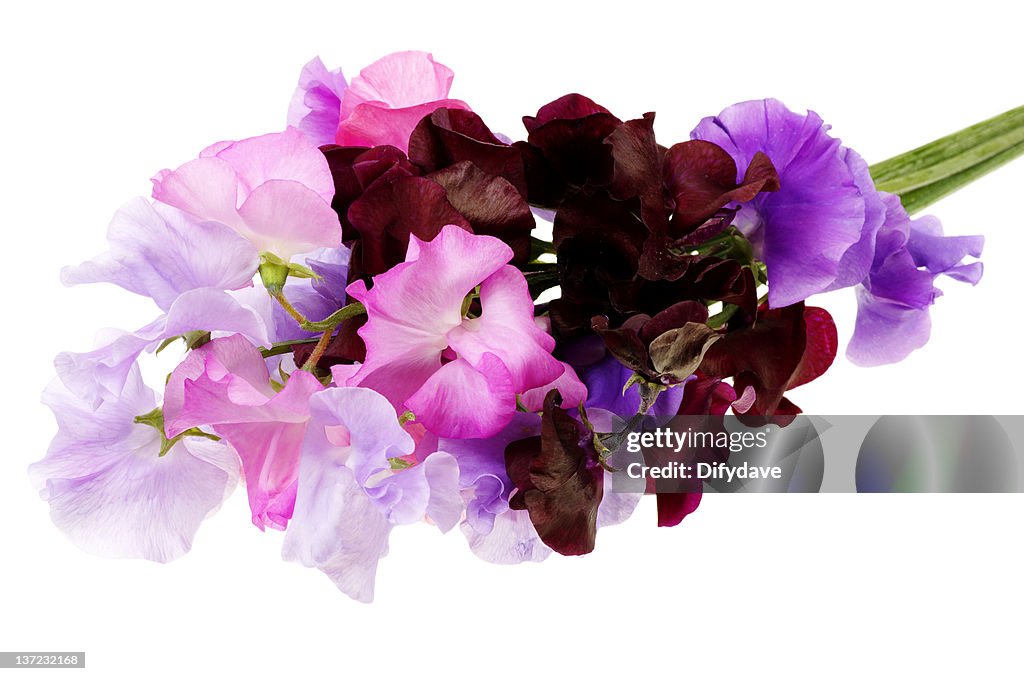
top-left (871, 104), bottom-right (1024, 213)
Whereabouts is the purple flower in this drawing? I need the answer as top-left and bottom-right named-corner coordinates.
top-left (287, 57), bottom-right (348, 147)
top-left (30, 363), bottom-right (239, 562)
top-left (283, 387), bottom-right (462, 602)
top-left (848, 194), bottom-right (983, 365)
top-left (691, 99), bottom-right (982, 364)
top-left (56, 198), bottom-right (270, 406)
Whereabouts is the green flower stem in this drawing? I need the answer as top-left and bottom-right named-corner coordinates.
top-left (260, 338), bottom-right (318, 359)
top-left (301, 324), bottom-right (339, 373)
top-left (270, 289), bottom-right (308, 325)
top-left (268, 289), bottom-right (367, 333)
top-left (870, 104), bottom-right (1024, 214)
top-left (303, 301), bottom-right (366, 331)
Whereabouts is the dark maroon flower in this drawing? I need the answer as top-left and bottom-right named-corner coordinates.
top-left (409, 108), bottom-right (528, 197)
top-left (504, 390), bottom-right (604, 556)
top-left (699, 303), bottom-right (838, 417)
top-left (427, 161), bottom-right (534, 264)
top-left (517, 94), bottom-right (622, 206)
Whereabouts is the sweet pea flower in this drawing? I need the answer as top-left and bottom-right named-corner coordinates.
top-left (56, 198), bottom-right (270, 407)
top-left (442, 408), bottom-right (640, 563)
top-left (30, 363), bottom-right (239, 562)
top-left (283, 387), bottom-right (462, 602)
top-left (691, 99), bottom-right (982, 364)
top-left (163, 334), bottom-right (324, 531)
top-left (344, 224), bottom-right (566, 439)
top-left (289, 51), bottom-right (470, 151)
top-left (152, 128), bottom-right (341, 259)
top-left (847, 194), bottom-right (983, 365)
top-left (287, 57), bottom-right (348, 147)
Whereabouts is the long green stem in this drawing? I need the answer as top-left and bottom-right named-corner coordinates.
top-left (870, 104), bottom-right (1024, 213)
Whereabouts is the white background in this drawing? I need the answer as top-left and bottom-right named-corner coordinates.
top-left (2, 1), bottom-right (1022, 678)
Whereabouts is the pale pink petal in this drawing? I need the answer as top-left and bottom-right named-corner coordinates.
top-left (342, 51), bottom-right (456, 114)
top-left (151, 157), bottom-right (241, 229)
top-left (152, 129), bottom-right (339, 259)
top-left (237, 179), bottom-right (342, 254)
top-left (206, 128), bottom-right (334, 203)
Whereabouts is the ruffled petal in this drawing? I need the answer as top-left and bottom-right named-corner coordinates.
top-left (30, 366), bottom-right (238, 562)
top-left (460, 509), bottom-right (552, 565)
top-left (287, 57), bottom-right (347, 147)
top-left (341, 51), bottom-right (456, 114)
top-left (446, 265), bottom-right (563, 393)
top-left (61, 198), bottom-right (259, 311)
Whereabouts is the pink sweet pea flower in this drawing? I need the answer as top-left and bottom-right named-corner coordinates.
top-left (151, 128), bottom-right (341, 259)
top-left (335, 51), bottom-right (470, 151)
top-left (163, 334), bottom-right (324, 531)
top-left (344, 225), bottom-right (565, 439)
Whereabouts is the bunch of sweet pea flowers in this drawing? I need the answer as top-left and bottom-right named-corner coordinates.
top-left (33, 51), bottom-right (1002, 602)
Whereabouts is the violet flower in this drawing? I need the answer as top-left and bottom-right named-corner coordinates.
top-left (56, 198), bottom-right (269, 407)
top-left (283, 386), bottom-right (462, 602)
top-left (691, 99), bottom-right (982, 364)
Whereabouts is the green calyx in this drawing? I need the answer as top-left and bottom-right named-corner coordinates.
top-left (133, 407), bottom-right (220, 457)
top-left (258, 252), bottom-right (319, 293)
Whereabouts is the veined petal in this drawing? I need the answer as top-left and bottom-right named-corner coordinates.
top-left (31, 366), bottom-right (238, 563)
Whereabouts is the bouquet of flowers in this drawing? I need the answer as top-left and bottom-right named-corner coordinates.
top-left (33, 51), bottom-right (1014, 601)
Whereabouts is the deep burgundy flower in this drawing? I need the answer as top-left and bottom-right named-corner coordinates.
top-left (504, 390), bottom-right (604, 556)
top-left (699, 303), bottom-right (838, 417)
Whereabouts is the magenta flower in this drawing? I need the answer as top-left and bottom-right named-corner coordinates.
top-left (290, 51), bottom-right (470, 152)
top-left (30, 364), bottom-right (239, 562)
top-left (283, 387), bottom-right (462, 602)
top-left (163, 335), bottom-right (324, 531)
top-left (344, 225), bottom-right (566, 439)
top-left (151, 128), bottom-right (341, 259)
